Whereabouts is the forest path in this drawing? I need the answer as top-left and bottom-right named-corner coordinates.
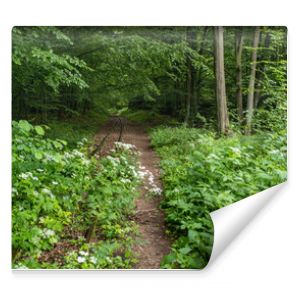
top-left (94, 118), bottom-right (171, 268)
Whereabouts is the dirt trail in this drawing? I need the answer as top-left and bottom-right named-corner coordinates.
top-left (124, 121), bottom-right (171, 269)
top-left (95, 118), bottom-right (171, 269)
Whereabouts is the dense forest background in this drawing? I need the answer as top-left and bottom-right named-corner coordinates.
top-left (12, 26), bottom-right (287, 134)
top-left (12, 26), bottom-right (287, 269)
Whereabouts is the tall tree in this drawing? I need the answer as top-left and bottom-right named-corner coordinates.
top-left (245, 26), bottom-right (260, 134)
top-left (235, 27), bottom-right (244, 123)
top-left (184, 27), bottom-right (196, 124)
top-left (214, 26), bottom-right (230, 134)
top-left (184, 65), bottom-right (192, 124)
top-left (195, 27), bottom-right (208, 116)
top-left (254, 31), bottom-right (271, 108)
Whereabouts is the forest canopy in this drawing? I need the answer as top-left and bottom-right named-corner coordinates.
top-left (12, 26), bottom-right (287, 133)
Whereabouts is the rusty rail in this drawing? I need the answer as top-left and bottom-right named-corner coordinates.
top-left (88, 116), bottom-right (124, 158)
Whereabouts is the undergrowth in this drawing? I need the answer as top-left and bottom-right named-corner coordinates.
top-left (12, 120), bottom-right (140, 269)
top-left (45, 111), bottom-right (107, 148)
top-left (123, 109), bottom-right (178, 126)
top-left (151, 126), bottom-right (287, 269)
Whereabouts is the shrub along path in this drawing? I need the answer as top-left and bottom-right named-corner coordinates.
top-left (95, 118), bottom-right (171, 268)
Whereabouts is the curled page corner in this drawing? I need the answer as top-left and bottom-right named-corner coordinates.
top-left (208, 182), bottom-right (287, 266)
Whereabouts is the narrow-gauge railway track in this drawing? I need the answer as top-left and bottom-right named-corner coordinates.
top-left (88, 116), bottom-right (125, 158)
top-left (87, 117), bottom-right (171, 267)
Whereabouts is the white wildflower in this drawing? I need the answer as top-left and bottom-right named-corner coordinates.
top-left (64, 152), bottom-right (73, 159)
top-left (45, 154), bottom-right (54, 161)
top-left (120, 178), bottom-right (131, 184)
top-left (230, 147), bottom-right (241, 154)
top-left (269, 149), bottom-right (280, 155)
top-left (14, 263), bottom-right (28, 269)
top-left (115, 141), bottom-right (137, 151)
top-left (72, 149), bottom-right (85, 158)
top-left (90, 256), bottom-right (97, 264)
top-left (79, 250), bottom-right (89, 256)
top-left (77, 256), bottom-right (86, 263)
top-left (41, 188), bottom-right (54, 198)
top-left (82, 158), bottom-right (90, 166)
top-left (149, 187), bottom-right (162, 196)
top-left (52, 181), bottom-right (58, 185)
top-left (105, 256), bottom-right (112, 263)
top-left (19, 172), bottom-right (30, 179)
top-left (42, 188), bottom-right (51, 194)
top-left (12, 187), bottom-right (18, 196)
top-left (107, 155), bottom-right (120, 166)
top-left (138, 171), bottom-right (146, 178)
top-left (43, 229), bottom-right (55, 237)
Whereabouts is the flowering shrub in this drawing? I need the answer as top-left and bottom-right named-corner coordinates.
top-left (151, 126), bottom-right (287, 268)
top-left (12, 121), bottom-right (140, 268)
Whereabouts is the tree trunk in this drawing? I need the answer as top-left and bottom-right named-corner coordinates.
top-left (235, 28), bottom-right (244, 123)
top-left (254, 32), bottom-right (271, 108)
top-left (195, 27), bottom-right (209, 118)
top-left (184, 67), bottom-right (192, 124)
top-left (245, 26), bottom-right (260, 134)
top-left (185, 27), bottom-right (197, 124)
top-left (214, 26), bottom-right (230, 134)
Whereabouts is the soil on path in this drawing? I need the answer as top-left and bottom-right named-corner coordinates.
top-left (94, 118), bottom-right (171, 269)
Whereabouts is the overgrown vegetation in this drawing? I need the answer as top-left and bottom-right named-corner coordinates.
top-left (12, 120), bottom-right (140, 269)
top-left (12, 26), bottom-right (287, 269)
top-left (151, 126), bottom-right (287, 268)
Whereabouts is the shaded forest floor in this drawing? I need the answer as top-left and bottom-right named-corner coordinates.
top-left (94, 118), bottom-right (171, 268)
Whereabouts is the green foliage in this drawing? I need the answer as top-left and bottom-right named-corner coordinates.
top-left (12, 27), bottom-right (91, 118)
top-left (12, 26), bottom-right (287, 269)
top-left (64, 240), bottom-right (137, 269)
top-left (45, 111), bottom-right (107, 148)
top-left (12, 120), bottom-right (140, 269)
top-left (151, 126), bottom-right (287, 268)
top-left (12, 26), bottom-right (287, 129)
top-left (123, 109), bottom-right (177, 126)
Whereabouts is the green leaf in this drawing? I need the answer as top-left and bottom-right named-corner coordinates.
top-left (52, 141), bottom-right (63, 149)
top-left (35, 126), bottom-right (45, 136)
top-left (34, 151), bottom-right (43, 160)
top-left (188, 229), bottom-right (199, 243)
top-left (19, 120), bottom-right (32, 132)
top-left (179, 245), bottom-right (192, 255)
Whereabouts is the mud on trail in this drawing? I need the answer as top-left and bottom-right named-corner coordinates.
top-left (94, 118), bottom-right (171, 269)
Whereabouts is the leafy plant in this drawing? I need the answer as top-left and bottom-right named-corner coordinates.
top-left (12, 120), bottom-right (140, 269)
top-left (151, 126), bottom-right (287, 268)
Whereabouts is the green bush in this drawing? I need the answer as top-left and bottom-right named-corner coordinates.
top-left (151, 126), bottom-right (287, 268)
